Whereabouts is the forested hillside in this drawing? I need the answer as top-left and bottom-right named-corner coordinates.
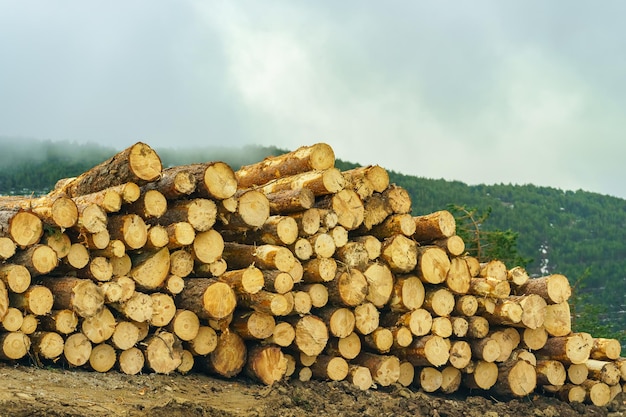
top-left (1, 138), bottom-right (624, 336)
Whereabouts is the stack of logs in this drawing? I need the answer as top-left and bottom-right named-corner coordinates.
top-left (0, 142), bottom-right (624, 407)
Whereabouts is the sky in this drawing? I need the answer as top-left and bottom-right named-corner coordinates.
top-left (1, 1), bottom-right (625, 199)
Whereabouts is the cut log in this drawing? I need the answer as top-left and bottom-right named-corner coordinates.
top-left (325, 332), bottom-right (362, 360)
top-left (112, 291), bottom-right (153, 323)
top-left (301, 258), bottom-right (337, 284)
top-left (54, 143), bottom-right (161, 197)
top-left (0, 264), bottom-right (31, 294)
top-left (318, 306), bottom-right (355, 338)
top-left (87, 343), bottom-right (116, 373)
top-left (129, 247), bottom-right (170, 290)
top-left (327, 268), bottom-right (368, 307)
top-left (380, 234), bottom-right (417, 273)
top-left (145, 224), bottom-right (169, 250)
top-left (454, 294), bottom-right (478, 317)
top-left (334, 241), bottom-right (368, 270)
top-left (31, 331), bottom-right (65, 361)
top-left (507, 266), bottom-right (530, 287)
top-left (72, 187), bottom-right (123, 214)
top-left (368, 213), bottom-right (416, 239)
top-left (477, 298), bottom-right (523, 326)
top-left (469, 277), bottom-right (511, 299)
top-left (430, 317), bottom-right (453, 338)
top-left (479, 260), bottom-right (507, 281)
top-left (535, 359), bottom-right (567, 386)
top-left (363, 327), bottom-right (394, 354)
top-left (110, 321), bottom-right (141, 350)
top-left (260, 168), bottom-right (345, 197)
top-left (80, 256), bottom-right (113, 282)
top-left (362, 262), bottom-right (394, 308)
top-left (347, 365), bottom-right (373, 390)
top-left (418, 367), bottom-right (443, 393)
top-left (423, 287), bottom-right (455, 317)
top-left (289, 209), bottom-right (321, 237)
top-left (222, 242), bottom-right (295, 272)
top-left (168, 249), bottom-right (194, 278)
top-left (413, 210), bottom-right (456, 242)
top-left (544, 383), bottom-right (587, 403)
top-left (353, 302), bottom-right (380, 336)
top-left (543, 301), bottom-right (572, 337)
top-left (352, 352), bottom-right (400, 387)
top-left (75, 203), bottom-right (108, 234)
top-left (585, 359), bottom-right (621, 385)
top-left (10, 284), bottom-right (54, 316)
top-left (232, 311), bottom-right (276, 340)
top-left (145, 166), bottom-right (197, 199)
top-left (265, 188), bottom-right (315, 214)
top-left (449, 340), bottom-right (472, 369)
top-left (220, 190), bottom-right (270, 230)
top-left (516, 274), bottom-right (571, 304)
top-left (262, 270), bottom-right (294, 294)
top-left (150, 292), bottom-right (177, 327)
top-left (433, 235), bottom-right (466, 257)
top-left (82, 306), bottom-right (116, 343)
top-left (537, 332), bottom-right (593, 365)
top-left (265, 321), bottom-right (295, 348)
top-left (237, 291), bottom-right (291, 316)
top-left (590, 338), bottom-right (622, 361)
top-left (310, 355), bottom-right (349, 382)
top-left (521, 326), bottom-right (549, 351)
top-left (218, 266), bottom-right (264, 295)
top-left (396, 360), bottom-right (415, 387)
top-left (108, 214), bottom-right (148, 250)
top-left (582, 379), bottom-right (612, 407)
top-left (187, 326), bottom-right (218, 356)
top-left (0, 331), bottom-right (30, 360)
top-left (450, 316), bottom-right (469, 338)
top-left (463, 360), bottom-right (499, 390)
top-left (236, 143), bottom-right (335, 188)
top-left (0, 210), bottom-right (43, 248)
top-left (493, 359), bottom-right (537, 398)
top-left (177, 278), bottom-right (237, 320)
top-left (39, 309), bottom-right (78, 335)
top-left (143, 331), bottom-right (183, 374)
top-left (381, 309), bottom-right (432, 337)
top-left (202, 330), bottom-right (247, 378)
top-left (10, 244), bottom-right (58, 277)
top-left (445, 256), bottom-right (471, 295)
top-left (388, 275), bottom-right (425, 312)
top-left (301, 283), bottom-right (329, 309)
top-left (490, 328), bottom-right (520, 362)
top-left (470, 337), bottom-right (501, 363)
top-left (0, 236), bottom-right (16, 260)
top-left (508, 294), bottom-right (547, 330)
top-left (397, 335), bottom-right (450, 367)
top-left (118, 347), bottom-right (145, 375)
top-left (466, 316), bottom-right (490, 339)
top-left (567, 363), bottom-right (589, 385)
top-left (246, 345), bottom-right (288, 385)
top-left (291, 314), bottom-right (329, 356)
top-left (63, 332), bottom-right (92, 367)
top-left (318, 189), bottom-right (365, 230)
top-left (20, 314), bottom-right (37, 335)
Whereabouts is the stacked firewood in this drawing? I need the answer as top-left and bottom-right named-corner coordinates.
top-left (0, 142), bottom-right (624, 406)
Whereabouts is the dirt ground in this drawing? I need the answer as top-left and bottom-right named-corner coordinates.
top-left (0, 363), bottom-right (624, 417)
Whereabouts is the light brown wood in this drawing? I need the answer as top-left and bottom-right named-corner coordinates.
top-left (237, 291), bottom-right (291, 316)
top-left (89, 343), bottom-right (117, 373)
top-left (419, 367), bottom-right (443, 393)
top-left (108, 214), bottom-right (148, 250)
top-left (292, 314), bottom-right (329, 356)
top-left (10, 284), bottom-right (54, 316)
top-left (301, 283), bottom-right (329, 309)
top-left (449, 340), bottom-right (472, 369)
top-left (11, 244), bottom-right (58, 277)
top-left (1, 307), bottom-right (23, 332)
top-left (470, 337), bottom-right (501, 363)
top-left (318, 306), bottom-right (355, 338)
top-left (454, 294), bottom-right (478, 317)
top-left (469, 277), bottom-right (511, 299)
top-left (187, 326), bottom-right (218, 356)
top-left (582, 379), bottom-right (612, 406)
top-left (334, 241), bottom-right (368, 270)
top-left (20, 314), bottom-right (37, 335)
top-left (585, 359), bottom-right (621, 385)
top-left (0, 263), bottom-right (31, 294)
top-left (246, 345), bottom-right (288, 385)
top-left (590, 338), bottom-right (622, 361)
top-left (145, 166), bottom-right (196, 199)
top-left (308, 232), bottom-right (336, 258)
top-left (145, 224), bottom-right (169, 249)
top-left (311, 355), bottom-right (349, 382)
top-left (265, 321), bottom-right (295, 348)
top-left (143, 331), bottom-right (183, 374)
top-left (72, 187), bottom-right (123, 214)
top-left (82, 306), bottom-right (116, 344)
top-left (445, 257), bottom-right (471, 295)
top-left (118, 347), bottom-right (145, 375)
top-left (493, 359), bottom-right (537, 397)
top-left (463, 360), bottom-right (498, 390)
top-left (289, 208), bottom-right (321, 237)
top-left (110, 321), bottom-right (141, 350)
top-left (222, 242), bottom-right (295, 272)
top-left (218, 266), bottom-right (265, 295)
top-left (521, 326), bottom-right (548, 350)
top-left (327, 268), bottom-right (368, 307)
top-left (543, 301), bottom-right (572, 337)
top-left (168, 249), bottom-right (194, 278)
top-left (221, 190), bottom-right (270, 230)
top-left (535, 359), bottom-right (567, 386)
top-left (262, 270), bottom-right (294, 294)
top-left (232, 311), bottom-right (276, 340)
top-left (325, 332), bottom-right (361, 360)
top-left (54, 143), bottom-right (161, 197)
top-left (177, 278), bottom-right (237, 320)
top-left (397, 335), bottom-right (450, 367)
top-left (388, 275), bottom-right (425, 312)
top-left (381, 309), bottom-right (433, 337)
top-left (423, 287), bottom-right (455, 317)
top-left (567, 363), bottom-right (589, 385)
top-left (353, 302), bottom-right (380, 336)
top-left (203, 330), bottom-right (247, 378)
top-left (380, 234), bottom-right (417, 273)
top-left (289, 238), bottom-right (313, 261)
top-left (516, 274), bottom-right (572, 304)
top-left (0, 331), bottom-right (31, 360)
top-left (159, 198), bottom-right (217, 232)
top-left (125, 190), bottom-right (167, 220)
top-left (430, 317), bottom-right (453, 338)
top-left (413, 210), bottom-right (456, 242)
top-left (466, 316), bottom-right (490, 339)
top-left (0, 236), bottom-right (16, 260)
top-left (507, 266), bottom-right (530, 287)
top-left (302, 257), bottom-right (337, 283)
top-left (130, 247), bottom-right (170, 290)
top-left (363, 327), bottom-right (394, 354)
top-left (150, 292), bottom-right (177, 327)
top-left (265, 188), bottom-right (315, 214)
top-left (260, 168), bottom-right (345, 197)
top-left (0, 210), bottom-right (43, 248)
top-left (544, 383), bottom-right (587, 403)
top-left (538, 332), bottom-right (593, 365)
top-left (187, 161), bottom-right (238, 200)
top-left (433, 235), bottom-right (465, 257)
top-left (315, 189), bottom-right (364, 230)
top-left (63, 332), bottom-right (92, 367)
top-left (368, 213), bottom-right (416, 239)
top-left (347, 365), bottom-right (373, 390)
top-left (236, 143), bottom-right (335, 189)
top-left (352, 352), bottom-right (400, 387)
top-left (31, 331), bottom-right (64, 361)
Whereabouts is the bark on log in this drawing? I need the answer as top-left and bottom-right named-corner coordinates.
top-left (246, 345), bottom-right (288, 385)
top-left (433, 235), bottom-right (466, 257)
top-left (0, 264), bottom-right (31, 294)
top-left (176, 278), bottom-right (237, 320)
top-left (493, 359), bottom-right (537, 398)
top-left (260, 168), bottom-right (345, 197)
top-left (54, 143), bottom-right (162, 197)
top-left (380, 234), bottom-right (417, 273)
top-left (413, 210), bottom-right (456, 242)
top-left (0, 210), bottom-right (43, 247)
top-left (130, 247), bottom-right (170, 290)
top-left (218, 266), bottom-right (265, 295)
top-left (236, 143), bottom-right (335, 189)
top-left (352, 352), bottom-right (400, 387)
top-left (186, 162), bottom-right (238, 200)
top-left (537, 333), bottom-right (593, 365)
top-left (222, 242), bottom-right (296, 272)
top-left (10, 284), bottom-right (54, 316)
top-left (388, 275), bottom-right (425, 312)
top-left (325, 332), bottom-right (361, 360)
top-left (202, 330), bottom-right (247, 378)
top-left (397, 335), bottom-right (450, 367)
top-left (516, 274), bottom-right (572, 304)
top-left (590, 338), bottom-right (622, 361)
top-left (144, 166), bottom-right (196, 199)
top-left (143, 331), bottom-right (183, 374)
top-left (327, 268), bottom-right (368, 307)
top-left (265, 188), bottom-right (315, 214)
top-left (310, 355), bottom-right (349, 382)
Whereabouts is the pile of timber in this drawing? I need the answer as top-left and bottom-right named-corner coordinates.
top-left (0, 142), bottom-right (624, 407)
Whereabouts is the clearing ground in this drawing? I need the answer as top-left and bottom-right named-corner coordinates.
top-left (0, 363), bottom-right (624, 417)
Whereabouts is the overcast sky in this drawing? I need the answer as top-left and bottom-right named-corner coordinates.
top-left (1, 1), bottom-right (625, 199)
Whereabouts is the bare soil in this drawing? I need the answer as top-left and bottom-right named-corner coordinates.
top-left (0, 363), bottom-right (624, 417)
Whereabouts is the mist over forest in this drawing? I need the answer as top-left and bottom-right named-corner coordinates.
top-left (1, 137), bottom-right (624, 341)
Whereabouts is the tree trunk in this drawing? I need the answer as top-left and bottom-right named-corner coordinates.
top-left (449, 340), bottom-right (472, 369)
top-left (445, 257), bottom-right (471, 294)
top-left (217, 266), bottom-right (264, 295)
top-left (423, 287), bottom-right (455, 317)
top-left (222, 242), bottom-right (296, 272)
top-left (177, 278), bottom-right (237, 320)
top-left (9, 284), bottom-right (54, 316)
top-left (130, 247), bottom-right (170, 290)
top-left (327, 268), bottom-right (368, 307)
top-left (202, 330), bottom-right (247, 378)
top-left (310, 355), bottom-right (349, 382)
top-left (260, 168), bottom-right (345, 197)
top-left (30, 331), bottom-right (65, 361)
top-left (388, 275), bottom-right (425, 312)
top-left (54, 143), bottom-right (162, 197)
top-left (143, 331), bottom-right (183, 374)
top-left (537, 333), bottom-right (593, 365)
top-left (492, 359), bottom-right (537, 398)
top-left (265, 188), bottom-right (315, 214)
top-left (536, 359), bottom-right (567, 386)
top-left (352, 352), bottom-right (400, 387)
top-left (118, 347), bottom-right (145, 375)
top-left (144, 166), bottom-right (196, 199)
top-left (412, 210), bottom-right (456, 242)
top-left (397, 335), bottom-right (450, 367)
top-left (380, 235), bottom-right (417, 273)
top-left (246, 345), bottom-right (288, 385)
top-left (232, 311), bottom-right (276, 340)
top-left (11, 244), bottom-right (58, 277)
top-left (315, 189), bottom-right (364, 230)
top-left (516, 274), bottom-right (572, 304)
top-left (0, 264), bottom-right (31, 294)
top-left (111, 321), bottom-right (141, 350)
